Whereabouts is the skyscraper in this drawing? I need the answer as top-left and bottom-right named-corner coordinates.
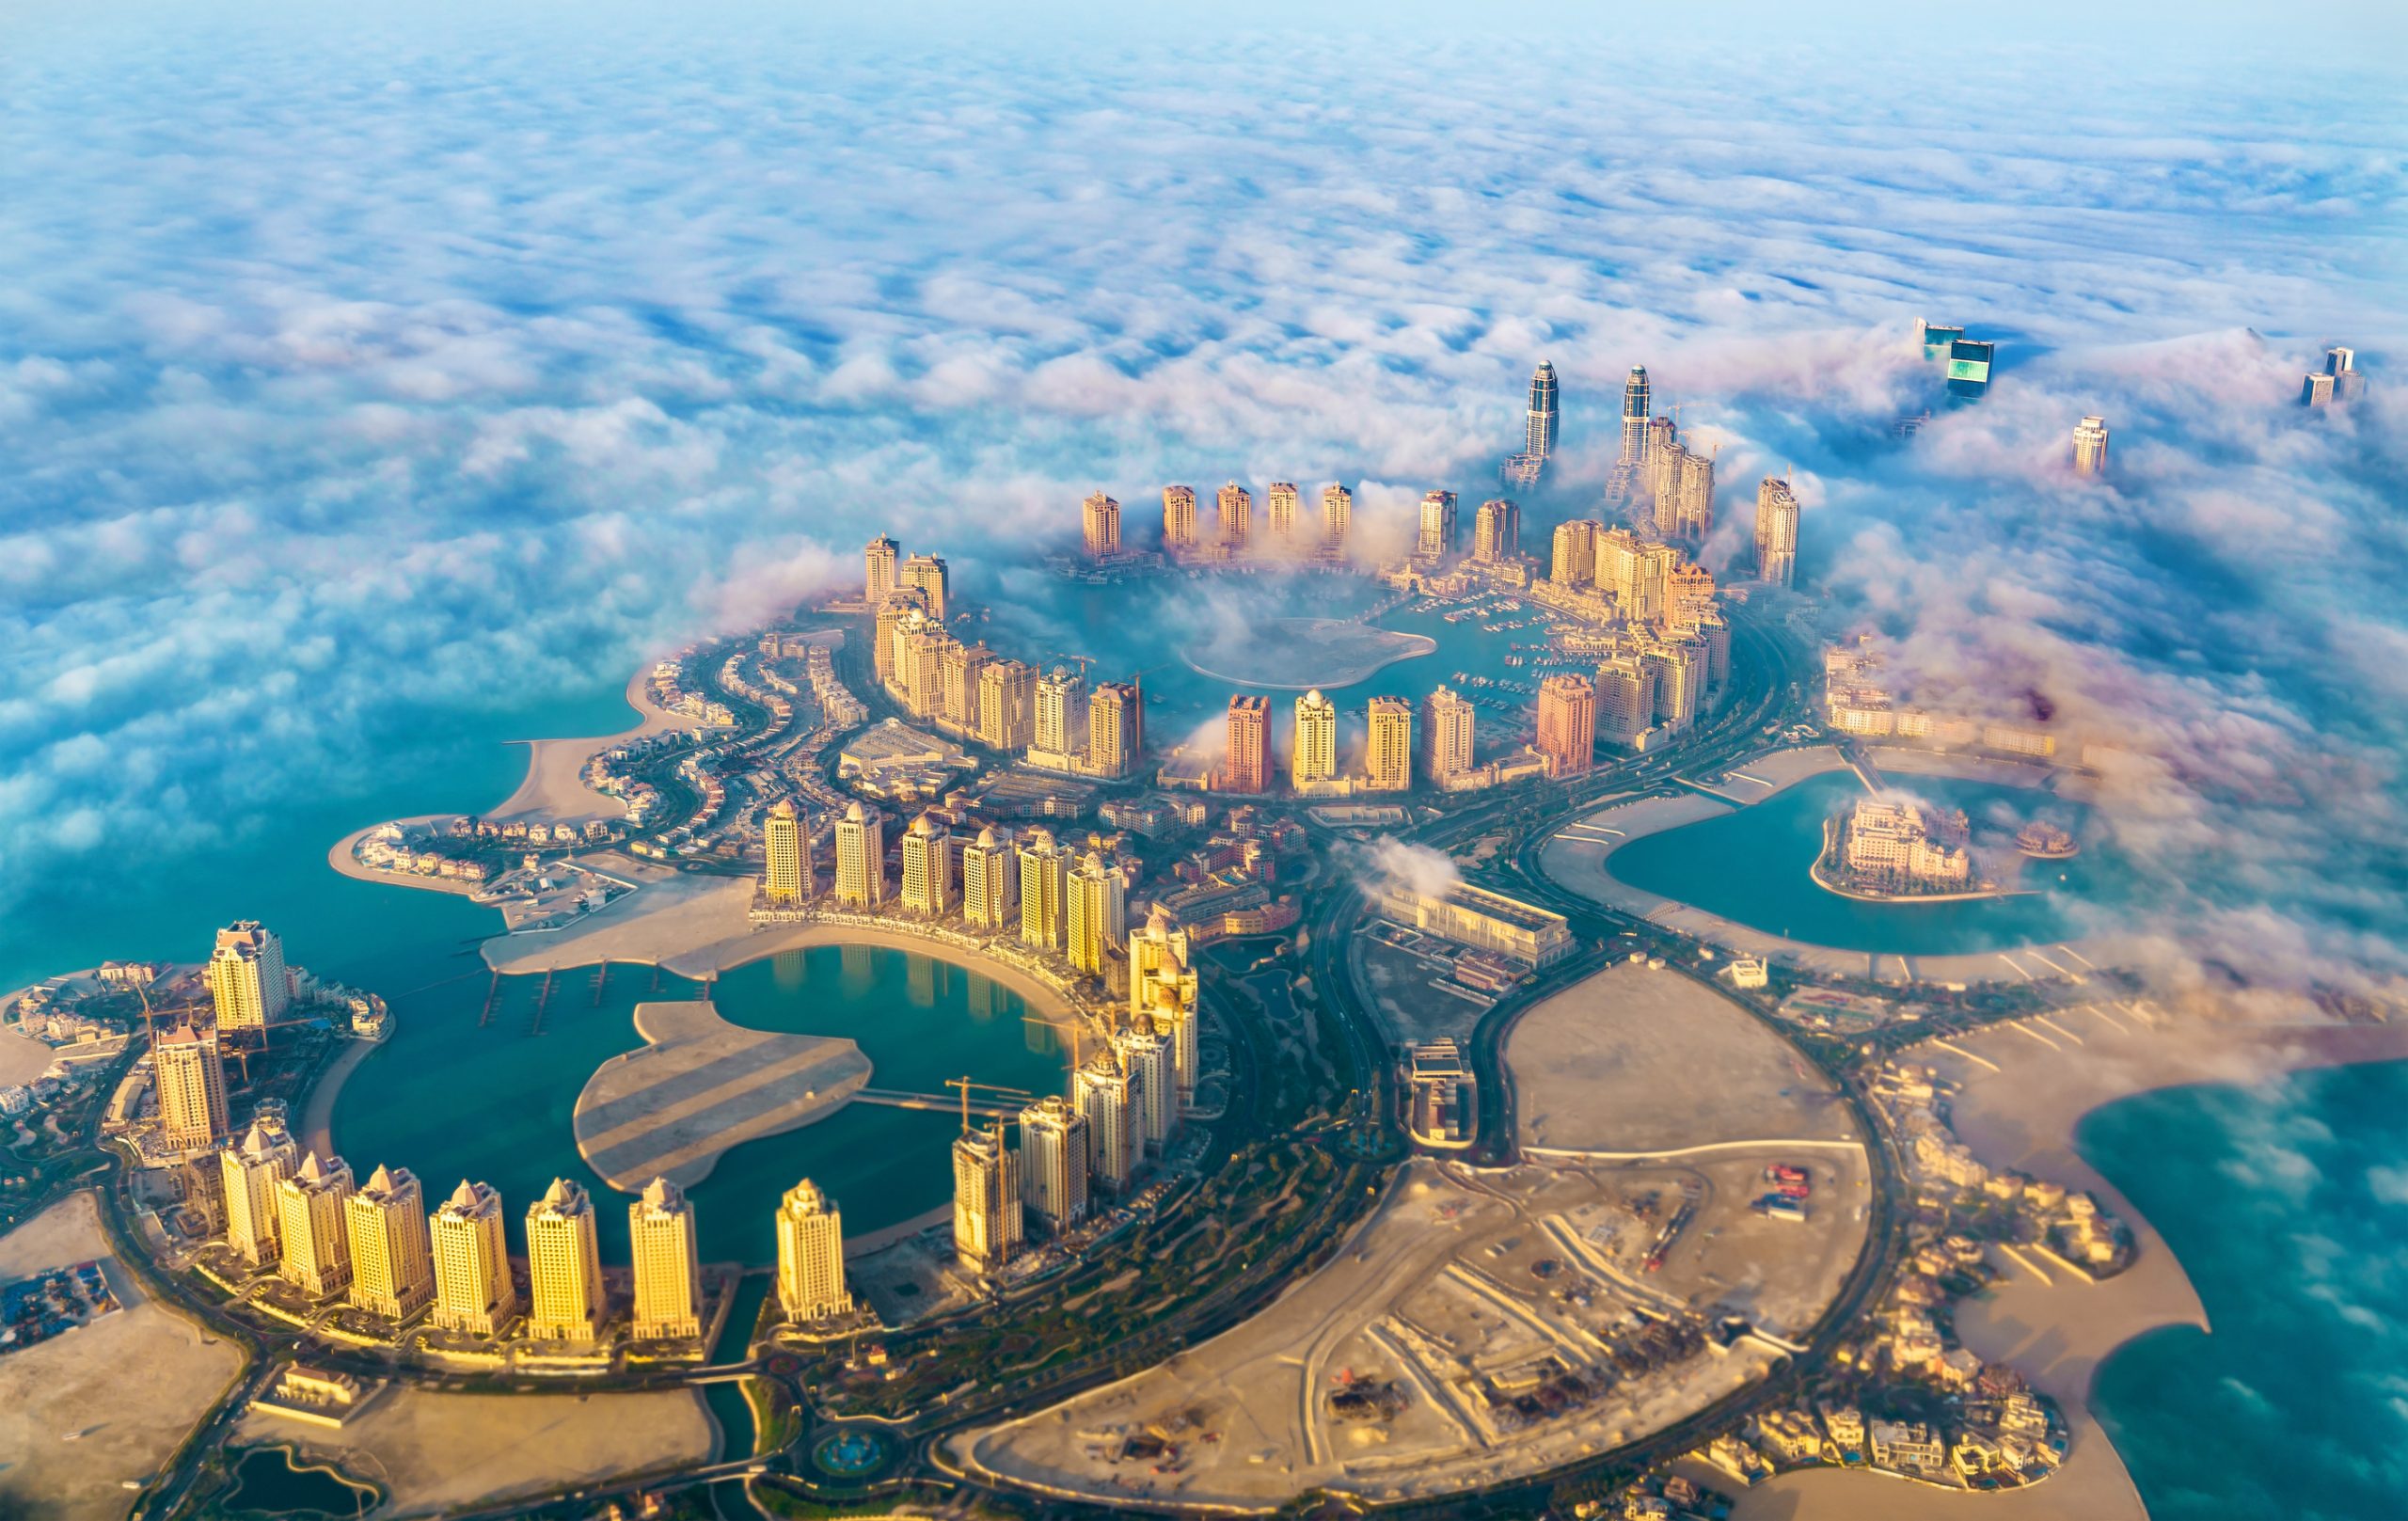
top-left (1291, 689), bottom-right (1339, 789)
top-left (1266, 482), bottom-right (1300, 542)
top-left (524, 1178), bottom-right (606, 1346)
top-left (1674, 451), bottom-right (1716, 538)
top-left (1162, 485), bottom-right (1198, 551)
top-left (1593, 655), bottom-right (1657, 742)
top-left (1066, 850), bottom-right (1127, 975)
top-left (1074, 1052), bottom-right (1138, 1192)
top-left (1224, 695), bottom-right (1271, 793)
top-left (153, 1022), bottom-right (229, 1149)
top-left (345, 1164), bottom-right (434, 1320)
top-left (900, 553), bottom-right (950, 621)
top-left (1416, 490), bottom-right (1458, 562)
top-left (952, 1124), bottom-right (1022, 1275)
top-left (1364, 697), bottom-right (1413, 792)
top-left (1526, 360), bottom-right (1559, 461)
top-left (872, 590), bottom-right (922, 684)
top-left (1619, 367), bottom-right (1651, 466)
top-left (1755, 477), bottom-right (1800, 587)
top-left (220, 1115), bottom-right (298, 1265)
top-left (276, 1151), bottom-right (356, 1298)
top-left (863, 535), bottom-right (900, 603)
top-left (1423, 687), bottom-right (1476, 786)
top-left (833, 802), bottom-right (885, 908)
top-left (430, 1179), bottom-right (516, 1336)
top-left (961, 825), bottom-right (1017, 931)
top-left (1945, 338), bottom-right (1995, 400)
top-left (1081, 491), bottom-right (1121, 560)
top-left (1535, 673), bottom-right (1597, 778)
top-left (1551, 518), bottom-right (1601, 587)
top-left (763, 799), bottom-right (810, 906)
top-left (207, 921), bottom-right (289, 1031)
top-left (1017, 827), bottom-right (1068, 950)
top-left (1114, 1026), bottom-right (1176, 1149)
top-left (775, 1178), bottom-right (852, 1323)
top-left (1128, 903), bottom-right (1200, 1106)
top-left (2326, 346), bottom-right (2366, 402)
top-left (1320, 483), bottom-right (1352, 553)
top-left (1035, 666), bottom-right (1088, 759)
top-left (2071, 416), bottom-right (2111, 477)
top-left (1473, 499), bottom-right (1519, 562)
top-left (1088, 681), bottom-right (1139, 777)
top-left (977, 658), bottom-right (1038, 752)
top-left (1216, 482), bottom-right (1253, 551)
top-left (628, 1176), bottom-right (703, 1340)
top-left (900, 813), bottom-right (954, 918)
top-left (1018, 1095), bottom-right (1089, 1229)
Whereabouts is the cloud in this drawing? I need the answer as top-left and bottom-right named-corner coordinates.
top-left (0, 6), bottom-right (2400, 1016)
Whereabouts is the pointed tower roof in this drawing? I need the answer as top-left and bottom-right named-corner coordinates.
top-left (448, 1179), bottom-right (481, 1211)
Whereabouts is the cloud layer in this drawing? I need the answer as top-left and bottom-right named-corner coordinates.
top-left (1, 5), bottom-right (2400, 1000)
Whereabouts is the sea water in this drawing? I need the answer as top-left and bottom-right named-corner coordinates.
top-left (2082, 1059), bottom-right (2408, 1521)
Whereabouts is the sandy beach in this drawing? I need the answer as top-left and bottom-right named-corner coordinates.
top-left (0, 1022), bottom-right (58, 1086)
top-left (1735, 1006), bottom-right (2408, 1521)
top-left (490, 665), bottom-right (704, 825)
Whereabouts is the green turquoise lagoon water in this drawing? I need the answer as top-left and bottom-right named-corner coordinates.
top-left (2083, 1059), bottom-right (2408, 1521)
top-left (1608, 771), bottom-right (2122, 957)
top-left (329, 943), bottom-right (1069, 1263)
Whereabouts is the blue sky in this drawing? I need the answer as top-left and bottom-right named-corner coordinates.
top-left (2, 2), bottom-right (2403, 997)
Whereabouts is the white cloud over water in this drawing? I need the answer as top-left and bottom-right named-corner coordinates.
top-left (0, 4), bottom-right (2402, 1002)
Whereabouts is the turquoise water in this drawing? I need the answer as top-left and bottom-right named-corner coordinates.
top-left (2083, 1060), bottom-right (2408, 1521)
top-left (329, 943), bottom-right (1069, 1263)
top-left (1608, 771), bottom-right (2120, 956)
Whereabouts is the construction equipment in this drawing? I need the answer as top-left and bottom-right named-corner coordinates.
top-left (943, 1076), bottom-right (1038, 1133)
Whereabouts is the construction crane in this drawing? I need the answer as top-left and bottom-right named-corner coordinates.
top-left (943, 1076), bottom-right (1038, 1133)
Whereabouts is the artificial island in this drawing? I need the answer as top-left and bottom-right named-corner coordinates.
top-left (3, 341), bottom-right (2391, 1521)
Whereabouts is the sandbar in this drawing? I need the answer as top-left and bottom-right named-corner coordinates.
top-left (0, 1191), bottom-right (245, 1521)
top-left (574, 1000), bottom-right (872, 1190)
top-left (232, 1384), bottom-right (713, 1518)
top-left (492, 665), bottom-right (705, 825)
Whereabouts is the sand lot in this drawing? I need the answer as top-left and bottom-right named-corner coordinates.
top-left (954, 1157), bottom-right (1861, 1507)
top-left (1508, 960), bottom-right (1859, 1156)
top-left (235, 1385), bottom-right (714, 1517)
top-left (0, 1192), bottom-right (243, 1521)
top-left (0, 1025), bottom-right (59, 1086)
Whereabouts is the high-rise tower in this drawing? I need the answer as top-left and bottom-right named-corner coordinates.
top-left (763, 799), bottom-right (810, 906)
top-left (207, 921), bottom-right (289, 1030)
top-left (1535, 674), bottom-right (1598, 779)
top-left (900, 813), bottom-right (954, 918)
top-left (1473, 499), bottom-right (1519, 562)
top-left (1755, 478), bottom-right (1800, 586)
top-left (775, 1178), bottom-right (852, 1323)
top-left (1266, 483), bottom-right (1300, 542)
top-left (1620, 367), bottom-right (1651, 466)
top-left (952, 1124), bottom-right (1022, 1275)
top-left (1320, 483), bottom-right (1352, 554)
top-left (430, 1179), bottom-right (516, 1336)
top-left (345, 1164), bottom-right (435, 1320)
top-left (899, 553), bottom-right (950, 622)
top-left (1081, 491), bottom-right (1121, 560)
top-left (863, 535), bottom-right (900, 603)
top-left (524, 1178), bottom-right (606, 1346)
top-left (1073, 1052), bottom-right (1138, 1192)
top-left (1017, 827), bottom-right (1068, 950)
top-left (1216, 482), bottom-right (1253, 552)
top-left (834, 802), bottom-right (885, 908)
top-left (1416, 491), bottom-right (1458, 562)
top-left (629, 1176), bottom-right (703, 1340)
top-left (2071, 416), bottom-right (2111, 477)
top-left (1365, 697), bottom-right (1413, 792)
top-left (1291, 689), bottom-right (1339, 789)
top-left (962, 825), bottom-right (1017, 931)
top-left (1224, 696), bottom-right (1271, 793)
top-left (1088, 682), bottom-right (1139, 777)
top-left (1423, 687), bottom-right (1476, 786)
top-left (1162, 485), bottom-right (1198, 551)
top-left (1526, 360), bottom-right (1559, 461)
top-left (153, 1022), bottom-right (230, 1149)
top-left (220, 1116), bottom-right (298, 1265)
top-left (1018, 1096), bottom-right (1090, 1229)
top-left (276, 1151), bottom-right (356, 1298)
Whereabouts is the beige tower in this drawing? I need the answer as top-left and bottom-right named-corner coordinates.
top-left (900, 812), bottom-right (954, 918)
top-left (220, 1116), bottom-right (299, 1265)
top-left (1536, 673), bottom-right (1598, 778)
top-left (775, 1178), bottom-right (852, 1323)
top-left (1265, 482), bottom-right (1301, 542)
top-left (1034, 666), bottom-right (1087, 761)
top-left (961, 825), bottom-right (1018, 931)
top-left (1364, 697), bottom-right (1413, 792)
top-left (629, 1176), bottom-right (703, 1340)
top-left (1114, 1026), bottom-right (1176, 1149)
top-left (1416, 490), bottom-right (1458, 561)
top-left (763, 799), bottom-right (810, 905)
top-left (1291, 689), bottom-right (1339, 789)
top-left (206, 920), bottom-right (289, 1030)
top-left (153, 1022), bottom-right (230, 1149)
top-left (1162, 484), bottom-right (1199, 552)
top-left (1082, 490), bottom-right (1122, 559)
top-left (524, 1178), bottom-right (606, 1346)
top-left (977, 658), bottom-right (1038, 752)
top-left (1594, 654), bottom-right (1658, 741)
top-left (430, 1179), bottom-right (517, 1336)
top-left (1065, 850), bottom-right (1127, 976)
top-left (1145, 977), bottom-right (1201, 1114)
top-left (899, 553), bottom-right (949, 621)
top-left (1017, 827), bottom-right (1067, 950)
top-left (1074, 1053), bottom-right (1137, 1192)
top-left (1215, 482), bottom-right (1253, 551)
top-left (1223, 695), bottom-right (1272, 793)
top-left (1551, 518), bottom-right (1601, 586)
top-left (1128, 904), bottom-right (1200, 1108)
top-left (345, 1164), bottom-right (435, 1320)
top-left (863, 535), bottom-right (900, 603)
top-left (833, 802), bottom-right (886, 908)
top-left (2072, 416), bottom-right (2110, 477)
top-left (1087, 682), bottom-right (1139, 778)
top-left (1017, 1096), bottom-right (1089, 1229)
top-left (952, 1124), bottom-right (1022, 1276)
top-left (1320, 483), bottom-right (1353, 552)
top-left (1472, 499), bottom-right (1519, 562)
top-left (1423, 686), bottom-right (1476, 785)
top-left (1754, 477), bottom-right (1800, 587)
top-left (276, 1151), bottom-right (356, 1298)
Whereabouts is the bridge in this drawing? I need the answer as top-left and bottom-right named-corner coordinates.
top-left (853, 1087), bottom-right (1021, 1119)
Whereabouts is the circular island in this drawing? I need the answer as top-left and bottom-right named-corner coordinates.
top-left (1181, 616), bottom-right (1436, 689)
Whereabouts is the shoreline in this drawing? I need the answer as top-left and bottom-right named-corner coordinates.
top-left (1736, 1012), bottom-right (2408, 1521)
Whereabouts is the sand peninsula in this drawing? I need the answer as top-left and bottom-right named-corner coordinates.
top-left (1182, 616), bottom-right (1435, 689)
